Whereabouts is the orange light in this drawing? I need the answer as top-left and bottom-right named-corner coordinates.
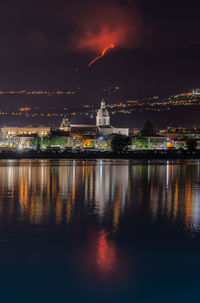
top-left (167, 141), bottom-right (173, 148)
top-left (88, 44), bottom-right (115, 67)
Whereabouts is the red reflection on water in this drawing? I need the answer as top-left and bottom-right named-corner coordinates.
top-left (96, 230), bottom-right (116, 273)
top-left (74, 228), bottom-right (130, 285)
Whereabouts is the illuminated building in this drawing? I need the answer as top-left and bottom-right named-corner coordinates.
top-left (0, 99), bottom-right (129, 149)
top-left (192, 88), bottom-right (200, 95)
top-left (96, 99), bottom-right (110, 126)
top-left (14, 134), bottom-right (37, 149)
top-left (97, 99), bottom-right (129, 136)
top-left (59, 99), bottom-right (129, 138)
top-left (59, 116), bottom-right (71, 132)
top-left (0, 126), bottom-right (50, 138)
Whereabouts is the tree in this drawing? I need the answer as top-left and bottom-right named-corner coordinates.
top-left (141, 121), bottom-right (155, 136)
top-left (49, 136), bottom-right (66, 146)
top-left (32, 136), bottom-right (41, 151)
top-left (132, 137), bottom-right (148, 148)
top-left (186, 138), bottom-right (197, 152)
top-left (110, 134), bottom-right (131, 153)
top-left (32, 137), bottom-right (40, 146)
top-left (41, 137), bottom-right (51, 146)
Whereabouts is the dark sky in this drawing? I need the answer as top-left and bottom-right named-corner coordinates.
top-left (1, 0), bottom-right (200, 105)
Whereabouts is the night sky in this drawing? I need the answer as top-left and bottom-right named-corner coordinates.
top-left (1, 0), bottom-right (200, 105)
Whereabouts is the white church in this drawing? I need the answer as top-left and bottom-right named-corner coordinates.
top-left (59, 99), bottom-right (129, 137)
top-left (96, 99), bottom-right (129, 136)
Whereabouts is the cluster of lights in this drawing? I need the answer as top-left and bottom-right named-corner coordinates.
top-left (0, 90), bottom-right (76, 96)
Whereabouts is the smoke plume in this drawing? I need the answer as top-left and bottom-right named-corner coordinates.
top-left (67, 0), bottom-right (143, 54)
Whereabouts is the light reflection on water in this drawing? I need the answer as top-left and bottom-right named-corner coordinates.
top-left (0, 159), bottom-right (200, 232)
top-left (1, 159), bottom-right (200, 302)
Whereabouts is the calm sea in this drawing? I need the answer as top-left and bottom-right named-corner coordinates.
top-left (0, 159), bottom-right (200, 302)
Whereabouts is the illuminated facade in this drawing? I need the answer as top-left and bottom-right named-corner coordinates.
top-left (59, 99), bottom-right (129, 137)
top-left (96, 99), bottom-right (110, 126)
top-left (97, 100), bottom-right (129, 136)
top-left (1, 126), bottom-right (50, 138)
top-left (59, 116), bottom-right (71, 132)
top-left (0, 99), bottom-right (129, 148)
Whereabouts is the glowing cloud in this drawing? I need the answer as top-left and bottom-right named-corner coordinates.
top-left (68, 0), bottom-right (143, 63)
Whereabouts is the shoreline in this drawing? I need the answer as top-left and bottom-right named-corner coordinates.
top-left (0, 150), bottom-right (200, 160)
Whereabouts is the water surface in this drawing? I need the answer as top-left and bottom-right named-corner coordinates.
top-left (0, 159), bottom-right (200, 302)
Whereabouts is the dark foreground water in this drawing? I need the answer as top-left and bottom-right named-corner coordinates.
top-left (1, 159), bottom-right (200, 302)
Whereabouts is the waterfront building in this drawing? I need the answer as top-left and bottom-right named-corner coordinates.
top-left (159, 127), bottom-right (200, 149)
top-left (97, 99), bottom-right (129, 136)
top-left (55, 99), bottom-right (129, 149)
top-left (59, 99), bottom-right (129, 138)
top-left (0, 126), bottom-right (50, 148)
top-left (14, 134), bottom-right (37, 149)
top-left (0, 126), bottom-right (50, 139)
top-left (0, 99), bottom-right (129, 149)
top-left (96, 99), bottom-right (110, 126)
top-left (131, 134), bottom-right (167, 150)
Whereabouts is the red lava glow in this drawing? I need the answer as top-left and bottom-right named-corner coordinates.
top-left (88, 43), bottom-right (115, 67)
top-left (68, 1), bottom-right (143, 63)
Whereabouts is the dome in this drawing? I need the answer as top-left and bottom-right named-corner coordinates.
top-left (96, 99), bottom-right (110, 127)
top-left (97, 99), bottom-right (109, 117)
top-left (97, 108), bottom-right (109, 117)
